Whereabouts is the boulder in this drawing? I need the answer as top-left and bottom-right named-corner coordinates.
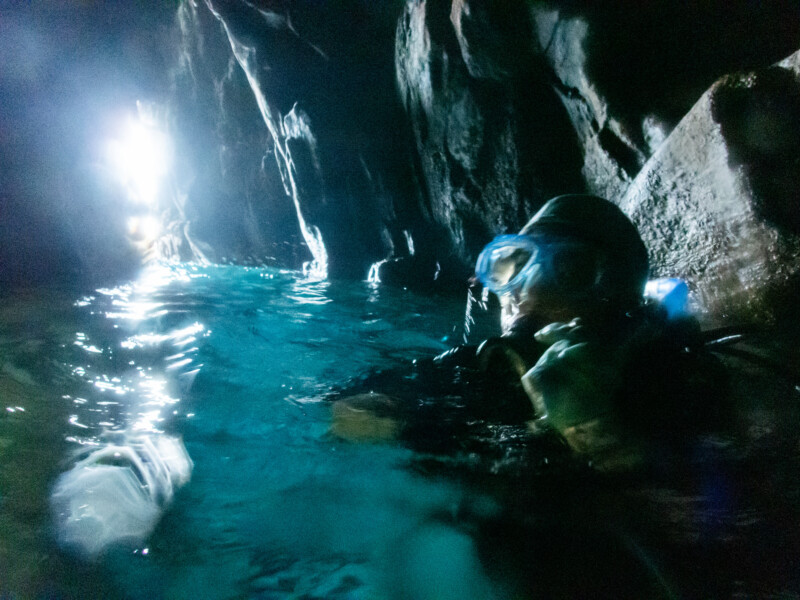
top-left (620, 50), bottom-right (800, 325)
top-left (529, 1), bottom-right (800, 204)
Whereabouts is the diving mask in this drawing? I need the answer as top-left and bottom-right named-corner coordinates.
top-left (475, 234), bottom-right (603, 297)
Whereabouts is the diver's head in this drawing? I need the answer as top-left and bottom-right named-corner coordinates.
top-left (475, 195), bottom-right (649, 333)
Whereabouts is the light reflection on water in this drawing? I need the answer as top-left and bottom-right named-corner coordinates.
top-left (60, 264), bottom-right (215, 441)
top-left (10, 262), bottom-right (800, 598)
top-left (0, 262), bottom-right (498, 599)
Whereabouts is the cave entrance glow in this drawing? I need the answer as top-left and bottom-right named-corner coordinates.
top-left (104, 103), bottom-right (173, 250)
top-left (106, 105), bottom-right (172, 208)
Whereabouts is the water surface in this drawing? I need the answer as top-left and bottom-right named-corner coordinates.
top-left (0, 263), bottom-right (500, 599)
top-left (1, 263), bottom-right (799, 599)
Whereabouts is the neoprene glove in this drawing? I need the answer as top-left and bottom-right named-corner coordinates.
top-left (521, 319), bottom-right (626, 432)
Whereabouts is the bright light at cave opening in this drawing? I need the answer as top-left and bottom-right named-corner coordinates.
top-left (107, 109), bottom-right (172, 206)
top-left (128, 216), bottom-right (162, 242)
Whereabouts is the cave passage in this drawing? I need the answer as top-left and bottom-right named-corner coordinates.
top-left (2, 1), bottom-right (800, 598)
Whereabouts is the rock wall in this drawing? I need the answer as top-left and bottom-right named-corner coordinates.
top-left (195, 0), bottom-right (420, 279)
top-left (2, 0), bottom-right (800, 324)
top-left (192, 0), bottom-right (800, 319)
top-left (163, 0), bottom-right (310, 268)
top-left (395, 0), bottom-right (585, 270)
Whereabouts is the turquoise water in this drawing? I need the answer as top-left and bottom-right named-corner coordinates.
top-left (0, 263), bottom-right (503, 599)
top-left (2, 263), bottom-right (800, 599)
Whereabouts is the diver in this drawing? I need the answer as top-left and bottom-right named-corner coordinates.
top-left (329, 194), bottom-right (730, 473)
top-left (328, 194), bottom-right (741, 599)
top-left (328, 195), bottom-right (800, 599)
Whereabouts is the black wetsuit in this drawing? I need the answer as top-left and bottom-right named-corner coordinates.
top-left (330, 302), bottom-right (730, 467)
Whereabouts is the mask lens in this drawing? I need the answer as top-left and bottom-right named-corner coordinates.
top-left (487, 246), bottom-right (533, 288)
top-left (475, 236), bottom-right (538, 293)
top-left (477, 234), bottom-right (604, 298)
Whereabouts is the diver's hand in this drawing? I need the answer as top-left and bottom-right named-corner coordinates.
top-left (521, 319), bottom-right (624, 431)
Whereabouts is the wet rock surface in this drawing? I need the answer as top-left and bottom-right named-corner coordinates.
top-left (395, 0), bottom-right (585, 275)
top-left (178, 0), bottom-right (800, 318)
top-left (164, 0), bottom-right (309, 268)
top-left (2, 0), bottom-right (800, 315)
top-left (199, 0), bottom-right (417, 278)
top-left (620, 51), bottom-right (800, 324)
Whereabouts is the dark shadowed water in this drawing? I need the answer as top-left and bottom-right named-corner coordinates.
top-left (1, 263), bottom-right (799, 599)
